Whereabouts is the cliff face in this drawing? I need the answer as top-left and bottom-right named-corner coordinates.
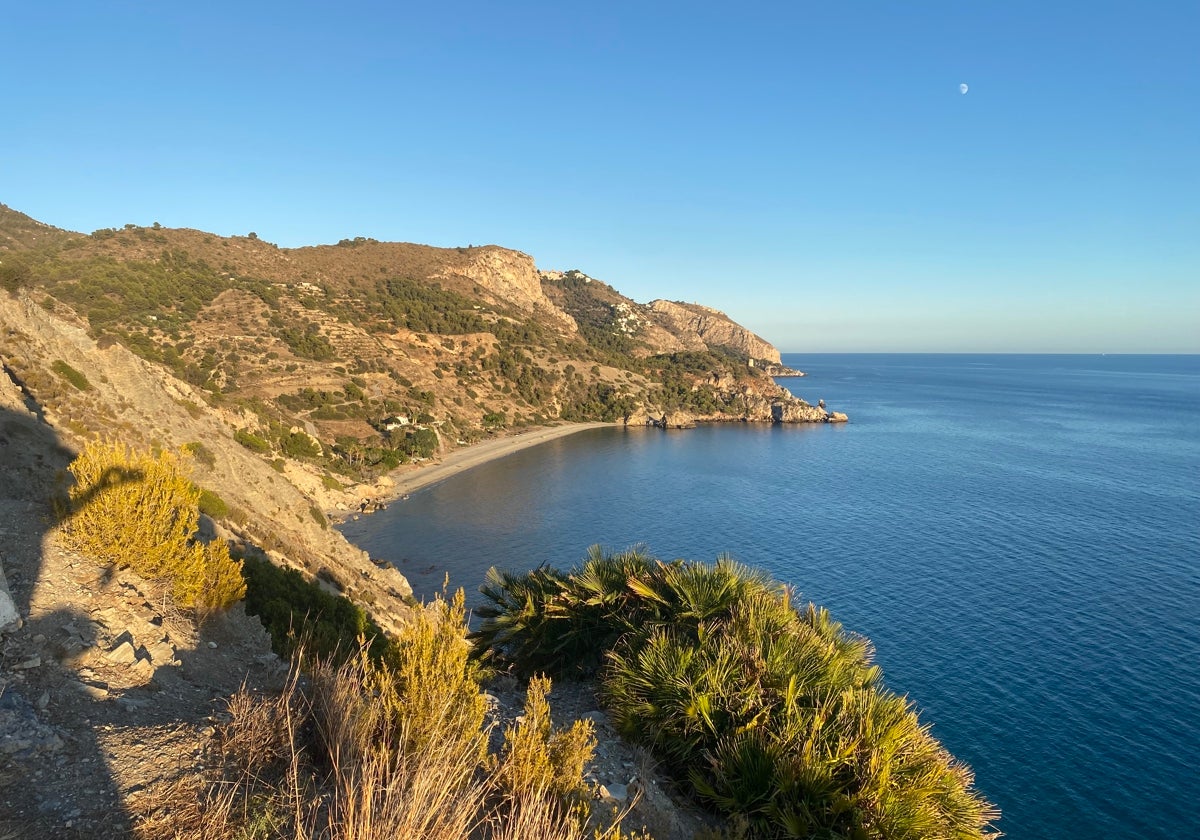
top-left (445, 247), bottom-right (578, 333)
top-left (647, 300), bottom-right (782, 364)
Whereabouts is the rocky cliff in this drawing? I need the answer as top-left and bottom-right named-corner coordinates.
top-left (444, 247), bottom-right (579, 333)
top-left (647, 299), bottom-right (782, 365)
top-left (625, 375), bottom-right (846, 428)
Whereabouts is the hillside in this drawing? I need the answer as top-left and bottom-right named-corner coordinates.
top-left (0, 201), bottom-right (846, 611)
top-left (0, 202), bottom-right (855, 837)
top-left (0, 199), bottom-right (848, 616)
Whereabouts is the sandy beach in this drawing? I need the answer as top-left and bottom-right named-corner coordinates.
top-left (372, 422), bottom-right (614, 502)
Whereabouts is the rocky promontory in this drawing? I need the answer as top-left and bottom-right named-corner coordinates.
top-left (647, 299), bottom-right (782, 365)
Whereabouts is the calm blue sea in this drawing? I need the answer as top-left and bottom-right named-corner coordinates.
top-left (341, 354), bottom-right (1200, 840)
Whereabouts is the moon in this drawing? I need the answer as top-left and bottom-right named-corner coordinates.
top-left (960, 83), bottom-right (969, 95)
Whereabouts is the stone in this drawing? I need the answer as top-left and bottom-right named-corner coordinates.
top-left (93, 607), bottom-right (124, 628)
top-left (0, 589), bottom-right (18, 633)
top-left (598, 783), bottom-right (628, 803)
top-left (75, 681), bottom-right (109, 700)
top-left (2, 737), bottom-right (33, 754)
top-left (130, 658), bottom-right (155, 680)
top-left (13, 655), bottom-right (41, 670)
top-left (145, 640), bottom-right (176, 664)
top-left (105, 641), bottom-right (138, 665)
top-left (35, 691), bottom-right (49, 710)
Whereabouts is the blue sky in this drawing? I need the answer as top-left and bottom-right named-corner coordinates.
top-left (2, 1), bottom-right (1197, 352)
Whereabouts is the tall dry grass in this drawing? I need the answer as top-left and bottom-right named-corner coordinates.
top-left (137, 590), bottom-right (652, 840)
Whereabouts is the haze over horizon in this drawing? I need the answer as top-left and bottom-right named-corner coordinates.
top-left (2, 2), bottom-right (1196, 353)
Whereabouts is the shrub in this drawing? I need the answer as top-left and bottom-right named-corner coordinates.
top-left (197, 487), bottom-right (229, 518)
top-left (59, 441), bottom-right (245, 616)
top-left (382, 590), bottom-right (489, 764)
top-left (309, 504), bottom-right (327, 529)
top-left (240, 554), bottom-right (388, 664)
top-left (496, 674), bottom-right (595, 811)
top-left (51, 359), bottom-right (90, 391)
top-left (279, 429), bottom-right (322, 459)
top-left (475, 548), bottom-right (999, 840)
top-left (234, 428), bottom-right (270, 453)
top-left (474, 546), bottom-right (657, 677)
top-left (183, 440), bottom-right (216, 467)
top-left (0, 254), bottom-right (33, 293)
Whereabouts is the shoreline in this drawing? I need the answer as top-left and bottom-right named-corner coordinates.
top-left (332, 422), bottom-right (614, 521)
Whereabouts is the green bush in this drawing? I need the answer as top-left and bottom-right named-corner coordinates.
top-left (279, 429), bottom-right (322, 459)
top-left (0, 254), bottom-right (33, 293)
top-left (474, 548), bottom-right (999, 840)
top-left (309, 504), bottom-right (327, 529)
top-left (277, 323), bottom-right (335, 360)
top-left (240, 554), bottom-right (388, 664)
top-left (197, 487), bottom-right (229, 518)
top-left (51, 359), bottom-right (90, 391)
top-left (234, 428), bottom-right (270, 453)
top-left (183, 440), bottom-right (216, 467)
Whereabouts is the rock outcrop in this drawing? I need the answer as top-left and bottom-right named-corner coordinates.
top-left (624, 383), bottom-right (846, 428)
top-left (647, 300), bottom-right (781, 364)
top-left (446, 247), bottom-right (578, 333)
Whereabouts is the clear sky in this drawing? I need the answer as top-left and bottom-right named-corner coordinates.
top-left (2, 1), bottom-right (1197, 352)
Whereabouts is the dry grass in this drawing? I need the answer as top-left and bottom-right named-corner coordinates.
top-left (136, 590), bottom-right (652, 840)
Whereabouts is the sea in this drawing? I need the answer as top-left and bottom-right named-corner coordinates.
top-left (340, 353), bottom-right (1200, 840)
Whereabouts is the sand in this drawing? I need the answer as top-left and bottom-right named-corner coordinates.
top-left (375, 422), bottom-right (614, 500)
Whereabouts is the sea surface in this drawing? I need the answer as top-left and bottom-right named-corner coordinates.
top-left (341, 353), bottom-right (1200, 840)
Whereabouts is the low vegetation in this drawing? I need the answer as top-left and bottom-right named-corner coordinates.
top-left (240, 553), bottom-right (391, 664)
top-left (474, 548), bottom-right (999, 840)
top-left (58, 440), bottom-right (245, 617)
top-left (50, 359), bottom-right (90, 391)
top-left (140, 592), bottom-right (649, 840)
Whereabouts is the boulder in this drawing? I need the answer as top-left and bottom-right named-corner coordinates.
top-left (0, 588), bottom-right (18, 633)
top-left (104, 641), bottom-right (138, 665)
